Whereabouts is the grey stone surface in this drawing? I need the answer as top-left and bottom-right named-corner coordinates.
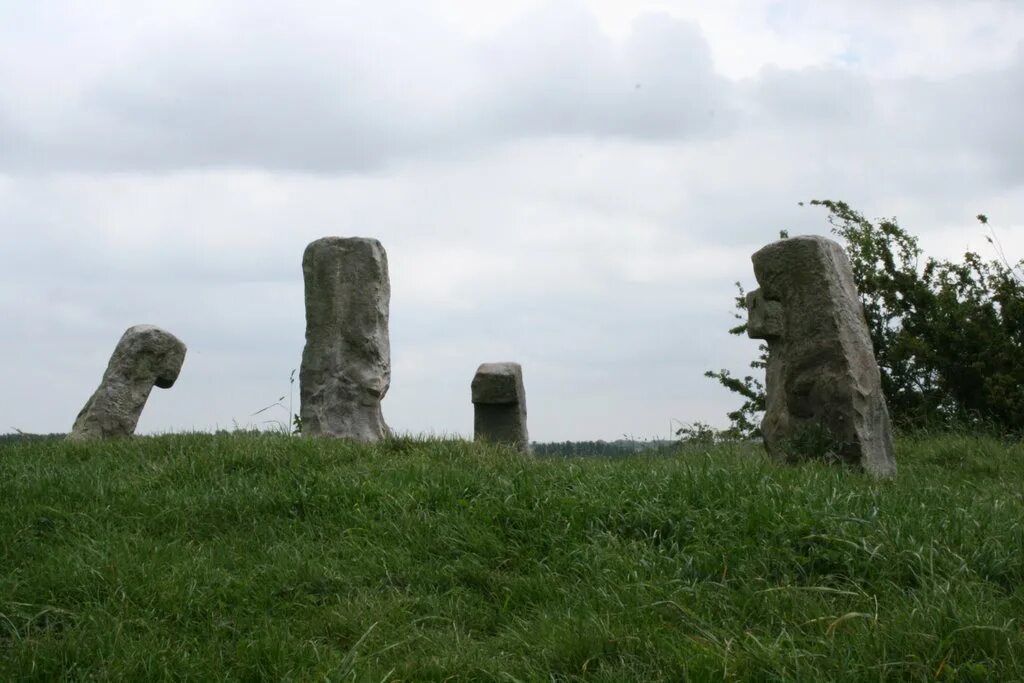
top-left (471, 362), bottom-right (529, 451)
top-left (69, 325), bottom-right (187, 440)
top-left (300, 237), bottom-right (391, 440)
top-left (747, 235), bottom-right (897, 478)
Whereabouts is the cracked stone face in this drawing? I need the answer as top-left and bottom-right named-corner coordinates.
top-left (747, 235), bottom-right (896, 479)
top-left (299, 237), bottom-right (391, 441)
top-left (471, 362), bottom-right (529, 452)
top-left (69, 325), bottom-right (187, 440)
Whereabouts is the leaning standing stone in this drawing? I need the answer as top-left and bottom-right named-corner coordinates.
top-left (747, 235), bottom-right (897, 478)
top-left (300, 237), bottom-right (391, 440)
top-left (69, 325), bottom-right (187, 440)
top-left (471, 362), bottom-right (529, 452)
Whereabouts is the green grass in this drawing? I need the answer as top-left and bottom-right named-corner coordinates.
top-left (2, 433), bottom-right (1023, 681)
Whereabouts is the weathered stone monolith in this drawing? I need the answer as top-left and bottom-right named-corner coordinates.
top-left (747, 235), bottom-right (897, 478)
top-left (69, 325), bottom-right (187, 440)
top-left (471, 362), bottom-right (529, 451)
top-left (300, 237), bottom-right (391, 440)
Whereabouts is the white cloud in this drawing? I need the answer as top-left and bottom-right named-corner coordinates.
top-left (1, 1), bottom-right (737, 173)
top-left (1, 0), bottom-right (1022, 440)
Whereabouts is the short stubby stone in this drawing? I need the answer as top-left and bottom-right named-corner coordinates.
top-left (747, 235), bottom-right (897, 478)
top-left (300, 237), bottom-right (391, 441)
top-left (69, 325), bottom-right (187, 440)
top-left (471, 362), bottom-right (529, 452)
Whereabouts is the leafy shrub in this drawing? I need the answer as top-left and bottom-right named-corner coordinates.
top-left (708, 200), bottom-right (1024, 436)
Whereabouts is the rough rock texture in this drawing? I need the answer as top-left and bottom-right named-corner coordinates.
top-left (69, 325), bottom-right (187, 440)
top-left (471, 362), bottom-right (529, 451)
top-left (300, 237), bottom-right (391, 440)
top-left (747, 235), bottom-right (897, 478)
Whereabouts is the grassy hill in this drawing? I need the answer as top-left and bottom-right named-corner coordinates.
top-left (2, 433), bottom-right (1022, 680)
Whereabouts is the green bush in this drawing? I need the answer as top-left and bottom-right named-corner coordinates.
top-left (708, 200), bottom-right (1024, 436)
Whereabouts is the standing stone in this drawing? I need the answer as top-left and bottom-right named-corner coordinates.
top-left (747, 235), bottom-right (897, 478)
top-left (471, 362), bottom-right (529, 451)
top-left (69, 325), bottom-right (187, 440)
top-left (300, 237), bottom-right (391, 440)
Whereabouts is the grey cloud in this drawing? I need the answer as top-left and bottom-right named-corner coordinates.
top-left (0, 241), bottom-right (751, 439)
top-left (741, 49), bottom-right (1024, 189)
top-left (905, 47), bottom-right (1024, 186)
top-left (1, 2), bottom-right (1021, 183)
top-left (746, 66), bottom-right (876, 125)
top-left (386, 277), bottom-right (753, 440)
top-left (0, 3), bottom-right (735, 173)
top-left (478, 8), bottom-right (734, 140)
top-left (2, 2), bottom-right (1022, 441)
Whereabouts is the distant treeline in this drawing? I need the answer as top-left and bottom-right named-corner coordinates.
top-left (532, 440), bottom-right (679, 457)
top-left (0, 434), bottom-right (685, 456)
top-left (0, 433), bottom-right (66, 445)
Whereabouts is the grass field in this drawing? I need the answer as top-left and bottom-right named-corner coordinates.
top-left (2, 432), bottom-right (1023, 681)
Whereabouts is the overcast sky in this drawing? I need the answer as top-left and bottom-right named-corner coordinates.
top-left (2, 0), bottom-right (1022, 441)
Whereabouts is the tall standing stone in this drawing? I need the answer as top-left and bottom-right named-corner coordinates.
top-left (471, 362), bottom-right (529, 451)
top-left (300, 237), bottom-right (391, 440)
top-left (69, 325), bottom-right (187, 440)
top-left (747, 235), bottom-right (897, 478)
